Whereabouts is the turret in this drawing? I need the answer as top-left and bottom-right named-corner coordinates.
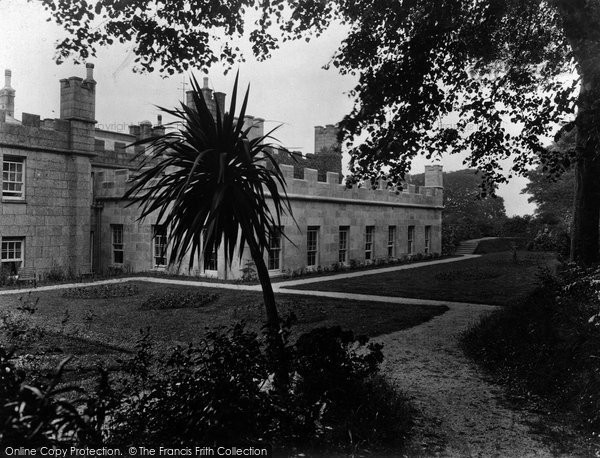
top-left (0, 69), bottom-right (16, 117)
top-left (314, 124), bottom-right (339, 154)
top-left (60, 63), bottom-right (96, 121)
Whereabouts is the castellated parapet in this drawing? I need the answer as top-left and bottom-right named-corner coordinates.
top-left (93, 164), bottom-right (443, 208)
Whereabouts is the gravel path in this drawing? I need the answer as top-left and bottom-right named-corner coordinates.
top-left (377, 304), bottom-right (584, 457)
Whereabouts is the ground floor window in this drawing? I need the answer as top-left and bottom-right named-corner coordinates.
top-left (365, 226), bottom-right (374, 260)
top-left (203, 230), bottom-right (218, 271)
top-left (1, 237), bottom-right (23, 274)
top-left (268, 227), bottom-right (283, 270)
top-left (388, 226), bottom-right (396, 257)
top-left (111, 224), bottom-right (124, 264)
top-left (407, 225), bottom-right (415, 254)
top-left (425, 225), bottom-right (431, 254)
top-left (152, 225), bottom-right (167, 268)
top-left (339, 226), bottom-right (349, 264)
top-left (307, 226), bottom-right (319, 267)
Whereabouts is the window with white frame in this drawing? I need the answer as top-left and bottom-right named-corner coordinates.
top-left (1, 237), bottom-right (24, 274)
top-left (407, 225), bottom-right (415, 254)
top-left (2, 156), bottom-right (25, 200)
top-left (365, 226), bottom-right (375, 260)
top-left (388, 226), bottom-right (397, 258)
top-left (338, 226), bottom-right (349, 264)
top-left (152, 225), bottom-right (167, 268)
top-left (307, 226), bottom-right (319, 267)
top-left (111, 224), bottom-right (124, 264)
top-left (268, 227), bottom-right (283, 270)
top-left (425, 225), bottom-right (432, 254)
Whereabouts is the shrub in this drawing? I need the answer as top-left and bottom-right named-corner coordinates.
top-left (62, 283), bottom-right (139, 299)
top-left (101, 323), bottom-right (411, 453)
top-left (0, 352), bottom-right (90, 446)
top-left (461, 265), bottom-right (600, 440)
top-left (139, 289), bottom-right (219, 310)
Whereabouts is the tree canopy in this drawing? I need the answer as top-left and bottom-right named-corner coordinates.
top-left (413, 169), bottom-right (507, 241)
top-left (37, 0), bottom-right (600, 263)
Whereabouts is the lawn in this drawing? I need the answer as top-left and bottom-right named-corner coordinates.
top-left (0, 282), bottom-right (447, 367)
top-left (285, 251), bottom-right (558, 306)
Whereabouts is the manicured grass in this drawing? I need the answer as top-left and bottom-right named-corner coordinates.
top-left (0, 282), bottom-right (447, 360)
top-left (286, 251), bottom-right (558, 306)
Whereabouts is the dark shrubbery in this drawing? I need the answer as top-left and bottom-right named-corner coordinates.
top-left (1, 322), bottom-right (412, 453)
top-left (62, 283), bottom-right (139, 299)
top-left (139, 289), bottom-right (219, 310)
top-left (526, 230), bottom-right (570, 256)
top-left (462, 264), bottom-right (600, 440)
top-left (0, 351), bottom-right (89, 446)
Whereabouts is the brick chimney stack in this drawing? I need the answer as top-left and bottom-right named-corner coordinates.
top-left (0, 69), bottom-right (16, 117)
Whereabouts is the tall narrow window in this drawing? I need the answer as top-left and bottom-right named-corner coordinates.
top-left (268, 227), bottom-right (283, 271)
top-left (2, 156), bottom-right (25, 200)
top-left (365, 226), bottom-right (375, 260)
top-left (425, 226), bottom-right (432, 254)
top-left (152, 225), bottom-right (167, 268)
top-left (111, 225), bottom-right (124, 264)
top-left (202, 229), bottom-right (218, 271)
top-left (407, 225), bottom-right (415, 254)
top-left (1, 237), bottom-right (24, 274)
top-left (307, 226), bottom-right (319, 267)
top-left (338, 226), bottom-right (349, 264)
top-left (388, 226), bottom-right (397, 258)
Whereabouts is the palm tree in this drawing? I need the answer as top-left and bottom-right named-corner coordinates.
top-left (124, 74), bottom-right (293, 383)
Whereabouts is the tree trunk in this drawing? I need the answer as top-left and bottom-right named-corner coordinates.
top-left (571, 151), bottom-right (600, 265)
top-left (556, 0), bottom-right (600, 265)
top-left (247, 238), bottom-right (289, 389)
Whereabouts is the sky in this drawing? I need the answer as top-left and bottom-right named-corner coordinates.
top-left (0, 0), bottom-right (535, 215)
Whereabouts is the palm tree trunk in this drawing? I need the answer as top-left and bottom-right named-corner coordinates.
top-left (247, 238), bottom-right (289, 389)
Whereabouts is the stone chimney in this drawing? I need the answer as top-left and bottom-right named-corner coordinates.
top-left (152, 115), bottom-right (165, 137)
top-left (424, 165), bottom-right (443, 189)
top-left (0, 69), bottom-right (16, 117)
top-left (214, 91), bottom-right (226, 112)
top-left (139, 120), bottom-right (152, 139)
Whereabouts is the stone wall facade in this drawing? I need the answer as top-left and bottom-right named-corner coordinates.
top-left (0, 65), bottom-right (443, 281)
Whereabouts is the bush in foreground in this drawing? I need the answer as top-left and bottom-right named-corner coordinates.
top-left (461, 265), bottom-right (600, 442)
top-left (1, 322), bottom-right (412, 454)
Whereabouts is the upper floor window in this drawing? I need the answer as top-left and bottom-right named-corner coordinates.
top-left (408, 225), bottom-right (415, 254)
top-left (388, 226), bottom-right (397, 258)
top-left (111, 224), bottom-right (124, 264)
top-left (307, 226), bottom-right (319, 267)
top-left (152, 225), bottom-right (167, 268)
top-left (268, 227), bottom-right (283, 271)
top-left (425, 225), bottom-right (432, 254)
top-left (339, 226), bottom-right (349, 264)
top-left (365, 226), bottom-right (375, 260)
top-left (2, 156), bottom-right (25, 200)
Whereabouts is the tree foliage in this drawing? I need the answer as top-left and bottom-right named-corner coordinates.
top-left (524, 167), bottom-right (574, 230)
top-left (413, 169), bottom-right (507, 242)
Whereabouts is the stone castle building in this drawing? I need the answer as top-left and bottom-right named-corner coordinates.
top-left (0, 66), bottom-right (443, 280)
